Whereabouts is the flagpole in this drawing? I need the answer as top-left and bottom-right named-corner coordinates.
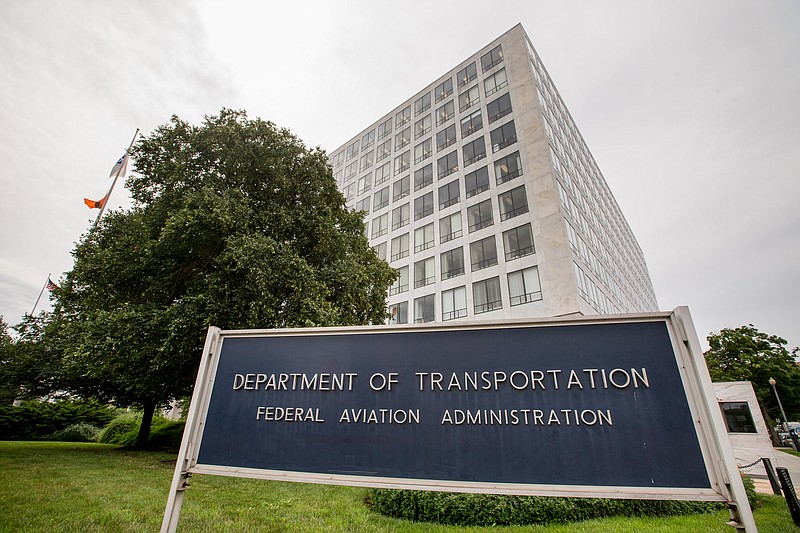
top-left (94, 128), bottom-right (140, 229)
top-left (30, 273), bottom-right (51, 316)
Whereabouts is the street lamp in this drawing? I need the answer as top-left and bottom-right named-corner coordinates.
top-left (769, 377), bottom-right (789, 431)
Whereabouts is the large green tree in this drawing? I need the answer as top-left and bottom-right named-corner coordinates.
top-left (704, 325), bottom-right (800, 423)
top-left (49, 109), bottom-right (396, 447)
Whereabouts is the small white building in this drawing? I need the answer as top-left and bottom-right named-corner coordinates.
top-left (713, 381), bottom-right (777, 477)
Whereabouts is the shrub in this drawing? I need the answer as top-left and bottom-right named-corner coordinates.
top-left (50, 422), bottom-right (101, 442)
top-left (741, 473), bottom-right (760, 510)
top-left (148, 418), bottom-right (185, 451)
top-left (368, 490), bottom-right (724, 526)
top-left (0, 399), bottom-right (117, 440)
top-left (98, 413), bottom-right (141, 446)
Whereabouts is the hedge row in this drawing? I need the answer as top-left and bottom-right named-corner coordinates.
top-left (0, 399), bottom-right (117, 440)
top-left (368, 489), bottom-right (728, 526)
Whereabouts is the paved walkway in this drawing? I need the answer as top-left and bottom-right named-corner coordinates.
top-left (752, 448), bottom-right (800, 494)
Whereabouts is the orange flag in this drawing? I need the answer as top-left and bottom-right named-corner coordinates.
top-left (84, 194), bottom-right (108, 209)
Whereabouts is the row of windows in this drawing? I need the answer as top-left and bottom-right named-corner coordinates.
top-left (377, 223), bottom-right (534, 283)
top-left (331, 43), bottom-right (507, 174)
top-left (388, 265), bottom-right (541, 324)
top-left (368, 182), bottom-right (530, 244)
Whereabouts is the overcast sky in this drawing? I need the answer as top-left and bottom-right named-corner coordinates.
top-left (1, 0), bottom-right (798, 350)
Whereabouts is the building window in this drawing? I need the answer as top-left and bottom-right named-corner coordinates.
top-left (441, 247), bottom-right (465, 280)
top-left (360, 151), bottom-right (374, 171)
top-left (508, 266), bottom-right (542, 306)
top-left (439, 212), bottom-right (463, 243)
top-left (465, 166), bottom-right (490, 198)
top-left (393, 175), bottom-right (410, 201)
top-left (414, 138), bottom-right (432, 164)
top-left (373, 186), bottom-right (390, 211)
top-left (388, 301), bottom-right (408, 324)
top-left (442, 286), bottom-right (467, 321)
top-left (499, 185), bottom-right (528, 221)
top-left (481, 44), bottom-right (504, 72)
top-left (434, 77), bottom-right (453, 103)
top-left (390, 233), bottom-right (410, 262)
top-left (377, 118), bottom-right (392, 141)
top-left (414, 164), bottom-right (433, 191)
top-left (373, 241), bottom-right (386, 261)
top-left (355, 196), bottom-right (370, 213)
top-left (490, 120), bottom-right (517, 152)
top-left (414, 191), bottom-right (434, 220)
top-left (343, 183), bottom-right (356, 203)
top-left (395, 127), bottom-right (411, 150)
top-left (414, 93), bottom-right (431, 116)
top-left (361, 130), bottom-right (375, 150)
top-left (463, 137), bottom-right (486, 167)
top-left (436, 124), bottom-right (457, 151)
top-left (372, 213), bottom-right (388, 238)
top-left (415, 115), bottom-right (431, 138)
top-left (435, 100), bottom-right (455, 126)
top-left (468, 199), bottom-right (493, 232)
top-left (503, 224), bottom-right (535, 261)
top-left (720, 402), bottom-right (757, 433)
top-left (414, 294), bottom-right (435, 323)
top-left (438, 179), bottom-right (460, 209)
top-left (460, 110), bottom-right (483, 138)
top-left (357, 173), bottom-right (372, 195)
top-left (473, 277), bottom-right (502, 314)
top-left (458, 85), bottom-right (480, 112)
top-left (332, 151), bottom-right (345, 168)
top-left (414, 223), bottom-right (435, 253)
top-left (457, 62), bottom-right (477, 88)
top-left (389, 266), bottom-right (409, 295)
top-left (484, 68), bottom-right (508, 97)
top-left (394, 151), bottom-right (410, 175)
top-left (414, 257), bottom-right (435, 288)
top-left (346, 140), bottom-right (360, 160)
top-left (376, 139), bottom-right (392, 162)
top-left (470, 236), bottom-right (498, 271)
top-left (396, 106), bottom-right (411, 127)
top-left (437, 151), bottom-right (458, 179)
top-left (494, 151), bottom-right (523, 184)
top-left (374, 162), bottom-right (391, 185)
top-left (344, 161), bottom-right (358, 180)
top-left (487, 93), bottom-right (512, 123)
top-left (391, 203), bottom-right (410, 230)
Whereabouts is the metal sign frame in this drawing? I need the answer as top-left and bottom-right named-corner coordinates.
top-left (161, 307), bottom-right (756, 532)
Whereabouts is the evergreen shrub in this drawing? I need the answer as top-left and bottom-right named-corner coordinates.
top-left (368, 489), bottom-right (725, 526)
top-left (50, 422), bottom-right (101, 442)
top-left (0, 399), bottom-right (117, 440)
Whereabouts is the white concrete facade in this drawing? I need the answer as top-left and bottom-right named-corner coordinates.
top-left (330, 24), bottom-right (658, 324)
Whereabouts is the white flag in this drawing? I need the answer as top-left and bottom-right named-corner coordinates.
top-left (109, 153), bottom-right (128, 179)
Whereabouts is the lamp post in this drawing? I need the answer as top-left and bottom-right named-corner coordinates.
top-left (769, 377), bottom-right (789, 431)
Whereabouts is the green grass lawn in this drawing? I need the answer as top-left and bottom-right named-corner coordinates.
top-left (0, 441), bottom-right (796, 532)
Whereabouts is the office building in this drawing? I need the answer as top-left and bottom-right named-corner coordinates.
top-left (329, 24), bottom-right (658, 324)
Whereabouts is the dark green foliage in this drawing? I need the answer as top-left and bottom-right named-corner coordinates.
top-left (49, 422), bottom-right (101, 442)
top-left (0, 399), bottom-right (116, 440)
top-left (705, 325), bottom-right (800, 421)
top-left (97, 414), bottom-right (141, 445)
top-left (368, 489), bottom-right (724, 526)
top-left (147, 418), bottom-right (185, 451)
top-left (741, 474), bottom-right (760, 510)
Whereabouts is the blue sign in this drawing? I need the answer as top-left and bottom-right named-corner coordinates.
top-left (195, 320), bottom-right (710, 489)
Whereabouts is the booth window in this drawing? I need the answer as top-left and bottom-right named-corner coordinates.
top-left (720, 402), bottom-right (757, 433)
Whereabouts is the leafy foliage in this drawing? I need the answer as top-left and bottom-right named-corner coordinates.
top-left (41, 109), bottom-right (395, 447)
top-left (704, 325), bottom-right (800, 421)
top-left (368, 490), bottom-right (723, 526)
top-left (50, 422), bottom-right (101, 442)
top-left (0, 399), bottom-right (117, 440)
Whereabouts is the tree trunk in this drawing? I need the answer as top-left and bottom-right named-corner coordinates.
top-left (135, 400), bottom-right (156, 449)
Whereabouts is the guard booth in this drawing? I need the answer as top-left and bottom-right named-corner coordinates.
top-left (162, 307), bottom-right (756, 532)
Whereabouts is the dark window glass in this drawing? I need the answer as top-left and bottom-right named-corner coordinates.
top-left (463, 137), bottom-right (486, 167)
top-left (502, 224), bottom-right (534, 260)
top-left (441, 247), bottom-right (465, 280)
top-left (473, 277), bottom-right (502, 314)
top-left (377, 118), bottom-right (392, 141)
top-left (436, 100), bottom-right (455, 126)
top-left (468, 199), bottom-right (493, 232)
top-left (458, 85), bottom-right (480, 112)
top-left (437, 151), bottom-right (458, 179)
top-left (436, 124), bottom-right (457, 151)
top-left (414, 164), bottom-right (433, 191)
top-left (494, 151), bottom-right (523, 184)
top-left (414, 93), bottom-right (431, 116)
top-left (490, 120), bottom-right (517, 152)
top-left (415, 115), bottom-right (431, 138)
top-left (414, 294), bottom-right (435, 323)
top-left (373, 186), bottom-right (390, 211)
top-left (414, 138), bottom-right (432, 164)
top-left (465, 166), bottom-right (490, 198)
top-left (434, 77), bottom-right (454, 102)
top-left (460, 110), bottom-right (483, 138)
top-left (414, 191), bottom-right (434, 220)
top-left (457, 62), bottom-right (477, 88)
top-left (376, 139), bottom-right (392, 162)
top-left (393, 175), bottom-right (410, 201)
top-left (487, 93), bottom-right (513, 123)
top-left (481, 44), bottom-right (504, 72)
top-left (720, 402), bottom-right (757, 433)
top-left (414, 257), bottom-right (435, 288)
top-left (438, 179), bottom-right (460, 209)
top-left (470, 236), bottom-right (498, 271)
top-left (499, 185), bottom-right (528, 221)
